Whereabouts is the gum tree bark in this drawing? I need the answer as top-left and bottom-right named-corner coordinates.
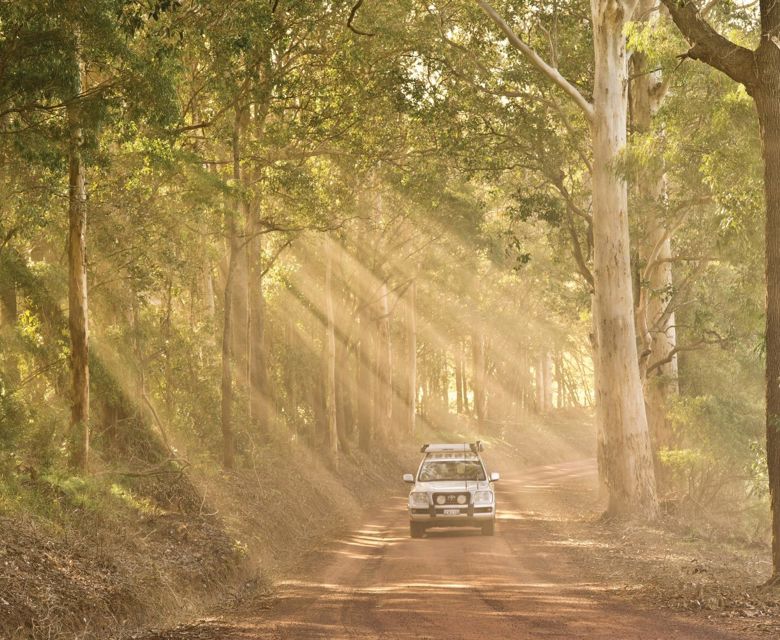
top-left (478, 0), bottom-right (659, 518)
top-left (220, 108), bottom-right (246, 470)
top-left (355, 229), bottom-right (374, 451)
top-left (535, 355), bottom-right (545, 413)
top-left (637, 221), bottom-right (679, 450)
top-left (67, 55), bottom-right (89, 474)
top-left (659, 0), bottom-right (780, 584)
top-left (0, 267), bottom-right (19, 389)
top-left (221, 234), bottom-right (237, 470)
top-left (543, 351), bottom-right (554, 412)
top-left (375, 281), bottom-right (392, 443)
top-left (356, 298), bottom-right (373, 450)
top-left (630, 0), bottom-right (678, 458)
top-left (406, 278), bottom-right (417, 434)
top-left (324, 239), bottom-right (339, 456)
top-left (246, 89), bottom-right (273, 441)
top-left (247, 228), bottom-right (269, 438)
top-left (455, 339), bottom-right (465, 414)
top-left (472, 331), bottom-right (487, 423)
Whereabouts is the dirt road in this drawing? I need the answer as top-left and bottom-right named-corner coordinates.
top-left (139, 458), bottom-right (758, 639)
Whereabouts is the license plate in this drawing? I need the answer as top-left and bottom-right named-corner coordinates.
top-left (443, 508), bottom-right (460, 516)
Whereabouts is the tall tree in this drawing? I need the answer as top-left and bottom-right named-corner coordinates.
top-left (659, 0), bottom-right (780, 582)
top-left (406, 278), bottom-right (418, 434)
top-left (324, 238), bottom-right (339, 456)
top-left (477, 0), bottom-right (658, 517)
top-left (472, 331), bottom-right (487, 423)
top-left (629, 0), bottom-right (679, 459)
top-left (375, 281), bottom-right (393, 443)
top-left (66, 44), bottom-right (89, 472)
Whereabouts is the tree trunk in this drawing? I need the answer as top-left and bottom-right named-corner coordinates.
top-left (535, 356), bottom-right (544, 413)
top-left (0, 271), bottom-right (19, 389)
top-left (630, 7), bottom-right (678, 459)
top-left (247, 201), bottom-right (270, 441)
top-left (554, 353), bottom-right (565, 409)
top-left (543, 351), bottom-right (554, 412)
top-left (757, 84), bottom-right (780, 580)
top-left (312, 362), bottom-right (327, 444)
top-left (641, 223), bottom-right (679, 453)
top-left (131, 293), bottom-right (145, 409)
top-left (284, 313), bottom-right (302, 437)
top-left (440, 350), bottom-right (449, 411)
top-left (472, 332), bottom-right (486, 423)
top-left (375, 282), bottom-right (392, 443)
top-left (220, 109), bottom-right (246, 471)
top-left (67, 72), bottom-right (89, 474)
top-left (357, 290), bottom-right (373, 450)
top-left (336, 328), bottom-right (352, 451)
top-left (591, 0), bottom-right (658, 518)
top-left (406, 279), bottom-right (417, 434)
top-left (518, 348), bottom-right (529, 411)
top-left (324, 239), bottom-right (338, 457)
top-left (455, 340), bottom-right (464, 414)
top-left (462, 359), bottom-right (470, 414)
top-left (163, 279), bottom-right (174, 419)
top-left (203, 260), bottom-right (216, 322)
top-left (221, 238), bottom-right (237, 469)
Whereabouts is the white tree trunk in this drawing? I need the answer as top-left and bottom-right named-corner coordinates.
top-left (631, 0), bottom-right (678, 455)
top-left (407, 279), bottom-right (417, 434)
top-left (324, 239), bottom-right (338, 456)
top-left (472, 332), bottom-right (487, 422)
top-left (641, 223), bottom-right (679, 453)
top-left (543, 351), bottom-right (554, 412)
top-left (591, 0), bottom-right (658, 518)
top-left (535, 358), bottom-right (544, 413)
top-left (67, 52), bottom-right (89, 474)
top-left (376, 281), bottom-right (393, 442)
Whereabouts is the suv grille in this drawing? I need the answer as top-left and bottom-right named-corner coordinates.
top-left (432, 492), bottom-right (470, 506)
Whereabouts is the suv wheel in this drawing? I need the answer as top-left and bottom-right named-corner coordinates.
top-left (410, 522), bottom-right (426, 538)
top-left (481, 521), bottom-right (495, 536)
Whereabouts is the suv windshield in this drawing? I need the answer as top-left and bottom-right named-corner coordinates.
top-left (418, 460), bottom-right (486, 481)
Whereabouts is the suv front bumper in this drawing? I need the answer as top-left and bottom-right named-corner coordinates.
top-left (409, 505), bottom-right (495, 526)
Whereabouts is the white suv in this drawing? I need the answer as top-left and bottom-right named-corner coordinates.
top-left (403, 442), bottom-right (499, 538)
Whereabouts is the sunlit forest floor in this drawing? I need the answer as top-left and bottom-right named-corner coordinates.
top-left (577, 518), bottom-right (778, 630)
top-left (3, 411), bottom-right (778, 639)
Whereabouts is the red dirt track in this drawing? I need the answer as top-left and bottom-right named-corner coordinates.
top-left (137, 459), bottom-right (759, 639)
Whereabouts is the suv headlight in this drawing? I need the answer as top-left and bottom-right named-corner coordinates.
top-left (409, 492), bottom-right (429, 507)
top-left (473, 490), bottom-right (493, 505)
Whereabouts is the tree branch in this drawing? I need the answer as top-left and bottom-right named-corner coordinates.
top-left (645, 331), bottom-right (727, 376)
top-left (476, 0), bottom-right (594, 122)
top-left (347, 0), bottom-right (375, 37)
top-left (0, 227), bottom-right (19, 253)
top-left (659, 0), bottom-right (758, 87)
top-left (562, 206), bottom-right (595, 289)
top-left (542, 95), bottom-right (592, 173)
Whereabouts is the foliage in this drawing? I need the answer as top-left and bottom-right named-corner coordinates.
top-left (0, 0), bottom-right (771, 553)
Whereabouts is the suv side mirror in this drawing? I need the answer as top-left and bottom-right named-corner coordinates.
top-left (490, 472), bottom-right (500, 482)
top-left (403, 473), bottom-right (415, 483)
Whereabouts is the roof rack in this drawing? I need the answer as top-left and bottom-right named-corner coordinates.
top-left (420, 441), bottom-right (484, 454)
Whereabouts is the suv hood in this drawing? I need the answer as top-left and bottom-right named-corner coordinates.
top-left (412, 480), bottom-right (491, 492)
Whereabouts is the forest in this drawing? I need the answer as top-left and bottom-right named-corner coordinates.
top-left (1, 1), bottom-right (779, 639)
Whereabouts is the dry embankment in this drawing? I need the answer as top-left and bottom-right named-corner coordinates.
top-left (0, 443), bottom-right (411, 640)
